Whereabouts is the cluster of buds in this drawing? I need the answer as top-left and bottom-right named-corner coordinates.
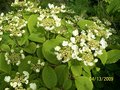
top-left (3, 12), bottom-right (27, 37)
top-left (54, 21), bottom-right (112, 66)
top-left (4, 71), bottom-right (30, 90)
top-left (37, 3), bottom-right (66, 31)
top-left (28, 59), bottom-right (45, 73)
top-left (4, 49), bottom-right (25, 66)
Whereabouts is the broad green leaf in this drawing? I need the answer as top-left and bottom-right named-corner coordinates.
top-left (38, 87), bottom-right (48, 90)
top-left (28, 33), bottom-right (45, 43)
top-left (63, 79), bottom-right (72, 90)
top-left (28, 14), bottom-right (38, 34)
top-left (77, 20), bottom-right (95, 29)
top-left (0, 53), bottom-right (11, 73)
top-left (107, 0), bottom-right (120, 13)
top-left (42, 36), bottom-right (65, 64)
top-left (42, 66), bottom-right (57, 89)
top-left (82, 65), bottom-right (91, 77)
top-left (55, 65), bottom-right (69, 86)
top-left (75, 76), bottom-right (93, 90)
top-left (0, 44), bottom-right (10, 51)
top-left (37, 46), bottom-right (44, 59)
top-left (98, 50), bottom-right (108, 65)
top-left (18, 56), bottom-right (33, 73)
top-left (71, 65), bottom-right (82, 77)
top-left (106, 50), bottom-right (120, 64)
top-left (23, 42), bottom-right (36, 54)
top-left (17, 30), bottom-right (29, 46)
top-left (52, 87), bottom-right (60, 90)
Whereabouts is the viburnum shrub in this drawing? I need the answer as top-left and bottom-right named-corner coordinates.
top-left (0, 0), bottom-right (117, 90)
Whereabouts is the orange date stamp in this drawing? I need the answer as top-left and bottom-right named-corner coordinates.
top-left (89, 77), bottom-right (114, 81)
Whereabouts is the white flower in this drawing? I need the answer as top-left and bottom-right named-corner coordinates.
top-left (48, 3), bottom-right (54, 9)
top-left (4, 76), bottom-right (11, 82)
top-left (36, 69), bottom-right (40, 73)
top-left (76, 57), bottom-right (82, 61)
top-left (70, 37), bottom-right (76, 43)
top-left (87, 62), bottom-right (94, 66)
top-left (0, 38), bottom-right (2, 41)
top-left (41, 62), bottom-right (45, 66)
top-left (23, 71), bottom-right (29, 79)
top-left (54, 46), bottom-right (61, 51)
top-left (0, 31), bottom-right (3, 35)
top-left (28, 61), bottom-right (31, 64)
top-left (56, 53), bottom-right (62, 60)
top-left (1, 13), bottom-right (4, 16)
top-left (72, 29), bottom-right (79, 36)
top-left (17, 33), bottom-right (22, 37)
top-left (21, 54), bottom-right (25, 59)
top-left (100, 38), bottom-right (108, 49)
top-left (94, 59), bottom-right (98, 63)
top-left (11, 49), bottom-right (14, 53)
top-left (62, 41), bottom-right (68, 46)
top-left (5, 88), bottom-right (10, 90)
top-left (20, 50), bottom-right (23, 53)
top-left (71, 45), bottom-right (78, 51)
top-left (16, 61), bottom-right (21, 66)
top-left (10, 82), bottom-right (17, 88)
top-left (30, 83), bottom-right (37, 90)
top-left (72, 53), bottom-right (77, 59)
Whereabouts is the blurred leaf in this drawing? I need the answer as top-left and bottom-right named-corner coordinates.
top-left (98, 50), bottom-right (108, 65)
top-left (106, 50), bottom-right (120, 64)
top-left (28, 14), bottom-right (38, 34)
top-left (71, 65), bottom-right (82, 77)
top-left (55, 65), bottom-right (69, 86)
top-left (42, 66), bottom-right (57, 89)
top-left (0, 44), bottom-right (10, 51)
top-left (23, 42), bottom-right (36, 54)
top-left (107, 0), bottom-right (120, 13)
top-left (0, 53), bottom-right (11, 73)
top-left (75, 76), bottom-right (93, 90)
top-left (77, 19), bottom-right (95, 30)
top-left (42, 36), bottom-right (65, 64)
top-left (28, 33), bottom-right (46, 43)
top-left (63, 79), bottom-right (72, 90)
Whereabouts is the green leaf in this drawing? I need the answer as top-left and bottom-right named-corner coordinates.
top-left (82, 65), bottom-right (91, 77)
top-left (71, 65), bottom-right (82, 77)
top-left (23, 42), bottom-right (36, 54)
top-left (42, 36), bottom-right (65, 64)
top-left (28, 33), bottom-right (45, 43)
top-left (28, 14), bottom-right (38, 34)
top-left (18, 56), bottom-right (33, 73)
top-left (0, 44), bottom-right (10, 51)
top-left (107, 0), bottom-right (120, 13)
top-left (77, 20), bottom-right (95, 29)
top-left (106, 50), bottom-right (120, 64)
top-left (38, 87), bottom-right (48, 90)
top-left (17, 30), bottom-right (29, 46)
top-left (63, 79), bottom-right (72, 90)
top-left (75, 76), bottom-right (93, 90)
top-left (42, 66), bottom-right (57, 89)
top-left (0, 53), bottom-right (11, 73)
top-left (37, 46), bottom-right (44, 59)
top-left (55, 65), bottom-right (69, 86)
top-left (98, 50), bottom-right (108, 65)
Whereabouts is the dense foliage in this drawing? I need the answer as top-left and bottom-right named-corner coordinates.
top-left (0, 0), bottom-right (120, 90)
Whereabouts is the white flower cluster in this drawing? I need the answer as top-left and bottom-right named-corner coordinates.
top-left (0, 13), bottom-right (4, 41)
top-left (4, 71), bottom-right (37, 90)
top-left (37, 3), bottom-right (66, 31)
top-left (4, 71), bottom-right (30, 90)
top-left (54, 22), bottom-right (112, 66)
top-left (4, 49), bottom-right (25, 66)
top-left (3, 12), bottom-right (27, 37)
top-left (12, 1), bottom-right (41, 13)
top-left (28, 59), bottom-right (45, 73)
